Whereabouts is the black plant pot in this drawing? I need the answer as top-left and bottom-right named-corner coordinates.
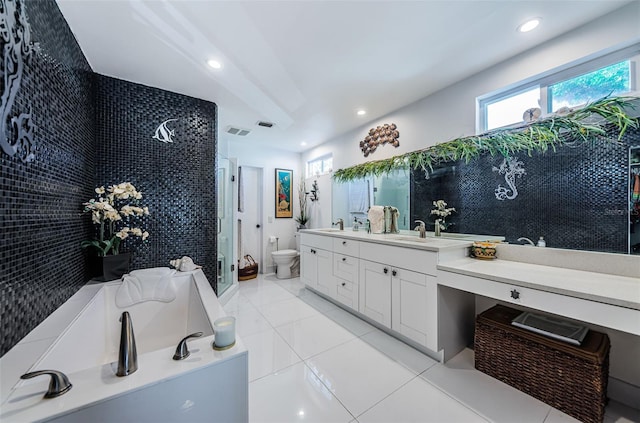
top-left (89, 253), bottom-right (131, 281)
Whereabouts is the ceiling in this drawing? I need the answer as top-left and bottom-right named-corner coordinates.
top-left (56, 0), bottom-right (632, 153)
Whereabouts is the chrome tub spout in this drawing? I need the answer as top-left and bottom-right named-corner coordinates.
top-left (117, 311), bottom-right (138, 376)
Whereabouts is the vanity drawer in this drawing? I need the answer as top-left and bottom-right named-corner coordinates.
top-left (333, 238), bottom-right (360, 257)
top-left (300, 233), bottom-right (333, 251)
top-left (360, 242), bottom-right (437, 275)
top-left (335, 277), bottom-right (358, 309)
top-left (334, 254), bottom-right (359, 282)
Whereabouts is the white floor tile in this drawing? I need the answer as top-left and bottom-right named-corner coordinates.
top-left (421, 348), bottom-right (551, 423)
top-left (297, 290), bottom-right (339, 313)
top-left (306, 337), bottom-right (417, 417)
top-left (604, 400), bottom-right (640, 423)
top-left (222, 291), bottom-right (254, 314)
top-left (324, 307), bottom-right (377, 337)
top-left (227, 306), bottom-right (273, 337)
top-left (276, 313), bottom-right (358, 359)
top-left (249, 362), bottom-right (354, 423)
top-left (358, 376), bottom-right (488, 422)
top-left (544, 408), bottom-right (581, 423)
top-left (274, 277), bottom-right (307, 296)
top-left (257, 297), bottom-right (322, 327)
top-left (242, 329), bottom-right (301, 381)
top-left (359, 329), bottom-right (438, 375)
top-left (241, 283), bottom-right (296, 306)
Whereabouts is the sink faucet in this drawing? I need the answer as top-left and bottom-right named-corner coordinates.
top-left (414, 220), bottom-right (426, 238)
top-left (117, 311), bottom-right (138, 376)
top-left (434, 219), bottom-right (441, 237)
top-left (333, 218), bottom-right (344, 231)
top-left (517, 237), bottom-right (535, 246)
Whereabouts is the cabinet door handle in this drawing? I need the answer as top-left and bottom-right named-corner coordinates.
top-left (311, 249), bottom-right (316, 254)
top-left (342, 257), bottom-right (346, 262)
top-left (392, 270), bottom-right (397, 277)
top-left (383, 267), bottom-right (389, 274)
top-left (510, 289), bottom-right (520, 300)
top-left (341, 282), bottom-right (346, 287)
top-left (342, 241), bottom-right (347, 245)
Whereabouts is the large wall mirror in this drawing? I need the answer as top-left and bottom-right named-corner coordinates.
top-left (333, 125), bottom-right (640, 255)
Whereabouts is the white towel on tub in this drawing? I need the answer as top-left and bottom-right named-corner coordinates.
top-left (368, 206), bottom-right (385, 234)
top-left (116, 267), bottom-right (177, 308)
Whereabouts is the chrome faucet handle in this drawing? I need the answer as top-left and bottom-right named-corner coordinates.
top-left (414, 220), bottom-right (426, 228)
top-left (21, 370), bottom-right (72, 399)
top-left (173, 332), bottom-right (204, 360)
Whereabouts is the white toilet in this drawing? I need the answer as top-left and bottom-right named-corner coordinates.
top-left (271, 234), bottom-right (300, 279)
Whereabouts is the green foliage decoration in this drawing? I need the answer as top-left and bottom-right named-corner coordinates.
top-left (333, 96), bottom-right (639, 182)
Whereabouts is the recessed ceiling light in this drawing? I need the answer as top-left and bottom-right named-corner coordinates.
top-left (518, 18), bottom-right (541, 33)
top-left (207, 59), bottom-right (222, 69)
top-left (300, 141), bottom-right (307, 146)
top-left (356, 109), bottom-right (366, 116)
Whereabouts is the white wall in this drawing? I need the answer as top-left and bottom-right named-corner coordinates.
top-left (301, 2), bottom-right (640, 171)
top-left (228, 143), bottom-right (301, 273)
top-left (298, 2), bottom-right (640, 405)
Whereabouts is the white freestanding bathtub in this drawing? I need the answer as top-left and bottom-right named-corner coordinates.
top-left (0, 269), bottom-right (248, 422)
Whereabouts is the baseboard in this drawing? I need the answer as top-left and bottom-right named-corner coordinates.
top-left (608, 376), bottom-right (640, 410)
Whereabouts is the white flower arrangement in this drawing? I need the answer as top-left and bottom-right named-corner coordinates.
top-left (82, 182), bottom-right (149, 256)
top-left (430, 199), bottom-right (456, 231)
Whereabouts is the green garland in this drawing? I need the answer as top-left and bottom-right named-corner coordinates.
top-left (333, 96), bottom-right (639, 182)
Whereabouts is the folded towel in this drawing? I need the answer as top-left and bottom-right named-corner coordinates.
top-left (116, 267), bottom-right (177, 308)
top-left (368, 205), bottom-right (385, 234)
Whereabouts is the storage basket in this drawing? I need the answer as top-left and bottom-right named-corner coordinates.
top-left (474, 305), bottom-right (610, 423)
top-left (238, 255), bottom-right (258, 281)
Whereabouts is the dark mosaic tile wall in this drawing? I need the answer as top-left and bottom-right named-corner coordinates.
top-left (411, 125), bottom-right (640, 253)
top-left (94, 75), bottom-right (217, 289)
top-left (1, 0), bottom-right (96, 356)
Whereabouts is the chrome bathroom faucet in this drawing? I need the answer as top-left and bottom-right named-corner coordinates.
top-left (117, 311), bottom-right (138, 376)
top-left (333, 218), bottom-right (344, 231)
top-left (517, 237), bottom-right (535, 246)
top-left (414, 220), bottom-right (426, 238)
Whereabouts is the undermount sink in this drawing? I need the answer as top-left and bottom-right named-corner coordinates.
top-left (314, 228), bottom-right (343, 232)
top-left (390, 235), bottom-right (432, 243)
top-left (438, 233), bottom-right (473, 240)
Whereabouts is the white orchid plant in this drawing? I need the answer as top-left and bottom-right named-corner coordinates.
top-left (82, 182), bottom-right (149, 256)
top-left (430, 199), bottom-right (456, 231)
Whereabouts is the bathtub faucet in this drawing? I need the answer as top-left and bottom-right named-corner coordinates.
top-left (117, 311), bottom-right (138, 376)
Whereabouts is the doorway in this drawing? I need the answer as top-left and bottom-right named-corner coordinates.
top-left (238, 166), bottom-right (264, 272)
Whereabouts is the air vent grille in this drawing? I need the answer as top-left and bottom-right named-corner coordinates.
top-left (226, 126), bottom-right (251, 136)
top-left (257, 121), bottom-right (274, 128)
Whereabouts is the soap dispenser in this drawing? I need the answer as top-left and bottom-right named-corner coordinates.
top-left (353, 217), bottom-right (360, 231)
top-left (537, 237), bottom-right (546, 247)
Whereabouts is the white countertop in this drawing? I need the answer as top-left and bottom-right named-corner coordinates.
top-left (301, 228), bottom-right (498, 252)
top-left (438, 257), bottom-right (640, 310)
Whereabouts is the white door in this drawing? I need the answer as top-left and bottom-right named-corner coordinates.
top-left (358, 259), bottom-right (392, 327)
top-left (300, 245), bottom-right (318, 289)
top-left (237, 166), bottom-right (263, 272)
top-left (391, 268), bottom-right (435, 348)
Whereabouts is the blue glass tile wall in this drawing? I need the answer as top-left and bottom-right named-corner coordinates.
top-left (94, 75), bottom-right (217, 288)
top-left (1, 0), bottom-right (95, 356)
top-left (1, 0), bottom-right (218, 357)
top-left (411, 125), bottom-right (640, 253)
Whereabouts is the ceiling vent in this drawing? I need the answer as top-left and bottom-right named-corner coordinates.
top-left (226, 126), bottom-right (251, 136)
top-left (257, 121), bottom-right (274, 128)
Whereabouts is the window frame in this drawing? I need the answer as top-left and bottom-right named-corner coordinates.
top-left (306, 154), bottom-right (333, 178)
top-left (477, 43), bottom-right (640, 133)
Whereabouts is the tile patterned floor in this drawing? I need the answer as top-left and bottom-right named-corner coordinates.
top-left (224, 274), bottom-right (639, 423)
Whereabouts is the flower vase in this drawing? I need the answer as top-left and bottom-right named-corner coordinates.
top-left (89, 252), bottom-right (131, 281)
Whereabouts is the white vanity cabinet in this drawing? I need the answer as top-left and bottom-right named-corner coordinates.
top-left (358, 259), bottom-right (392, 327)
top-left (333, 238), bottom-right (360, 309)
top-left (300, 234), bottom-right (334, 297)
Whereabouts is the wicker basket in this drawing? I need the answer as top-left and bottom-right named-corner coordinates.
top-left (238, 255), bottom-right (258, 281)
top-left (475, 305), bottom-right (610, 423)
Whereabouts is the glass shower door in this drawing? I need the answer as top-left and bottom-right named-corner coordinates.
top-left (217, 158), bottom-right (235, 295)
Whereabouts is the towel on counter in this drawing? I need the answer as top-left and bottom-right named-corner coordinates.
top-left (368, 205), bottom-right (385, 234)
top-left (115, 267), bottom-right (177, 308)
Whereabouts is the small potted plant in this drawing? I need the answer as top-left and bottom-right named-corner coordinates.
top-left (82, 182), bottom-right (149, 280)
top-left (430, 199), bottom-right (456, 235)
top-left (295, 178), bottom-right (309, 230)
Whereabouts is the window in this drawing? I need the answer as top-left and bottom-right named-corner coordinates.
top-left (478, 47), bottom-right (639, 133)
top-left (306, 154), bottom-right (333, 177)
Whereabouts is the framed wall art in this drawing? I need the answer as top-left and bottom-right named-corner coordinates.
top-left (275, 168), bottom-right (293, 218)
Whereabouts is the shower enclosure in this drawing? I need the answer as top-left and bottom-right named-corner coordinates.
top-left (217, 157), bottom-right (236, 295)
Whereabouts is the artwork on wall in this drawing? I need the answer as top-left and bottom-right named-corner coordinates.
top-left (0, 0), bottom-right (35, 162)
top-left (492, 157), bottom-right (526, 201)
top-left (275, 168), bottom-right (293, 218)
top-left (152, 118), bottom-right (178, 143)
top-left (359, 123), bottom-right (399, 157)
